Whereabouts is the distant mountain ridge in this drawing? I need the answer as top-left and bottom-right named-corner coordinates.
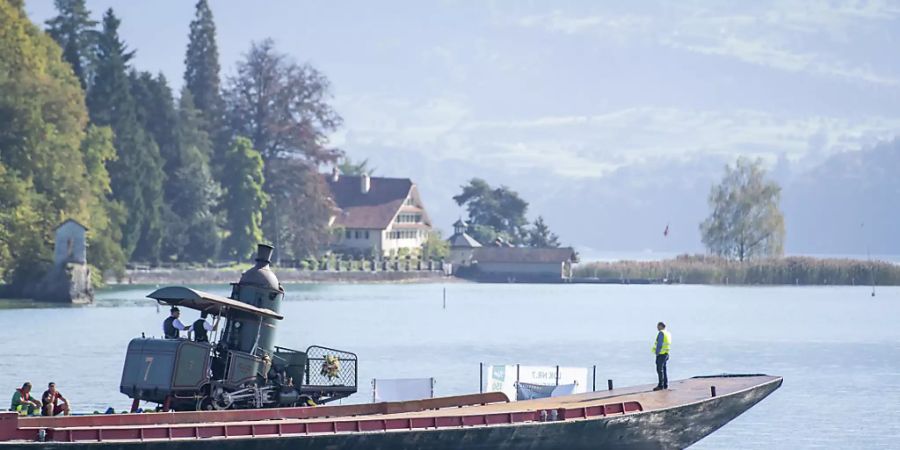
top-left (363, 142), bottom-right (899, 256)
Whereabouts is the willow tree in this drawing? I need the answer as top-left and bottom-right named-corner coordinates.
top-left (700, 157), bottom-right (785, 261)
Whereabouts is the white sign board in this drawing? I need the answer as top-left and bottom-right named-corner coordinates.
top-left (486, 365), bottom-right (589, 401)
top-left (373, 378), bottom-right (434, 403)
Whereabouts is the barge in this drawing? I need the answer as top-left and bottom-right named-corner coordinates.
top-left (0, 374), bottom-right (781, 449)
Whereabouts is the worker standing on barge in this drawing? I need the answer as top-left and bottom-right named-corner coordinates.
top-left (652, 322), bottom-right (671, 391)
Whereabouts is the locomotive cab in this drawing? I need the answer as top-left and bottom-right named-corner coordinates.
top-left (119, 244), bottom-right (358, 411)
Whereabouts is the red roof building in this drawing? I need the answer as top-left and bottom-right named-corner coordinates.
top-left (326, 171), bottom-right (432, 257)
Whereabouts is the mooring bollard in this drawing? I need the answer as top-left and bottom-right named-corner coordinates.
top-left (711, 386), bottom-right (717, 397)
top-left (608, 379), bottom-right (613, 391)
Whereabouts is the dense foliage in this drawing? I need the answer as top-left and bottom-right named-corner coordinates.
top-left (0, 0), bottom-right (347, 286)
top-left (453, 178), bottom-right (561, 247)
top-left (0, 0), bottom-right (123, 286)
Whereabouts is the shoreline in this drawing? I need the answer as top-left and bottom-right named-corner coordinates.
top-left (107, 268), bottom-right (453, 285)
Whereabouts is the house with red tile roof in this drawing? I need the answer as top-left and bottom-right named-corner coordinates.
top-left (326, 170), bottom-right (432, 257)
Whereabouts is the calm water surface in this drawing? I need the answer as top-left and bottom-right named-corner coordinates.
top-left (1, 283), bottom-right (898, 449)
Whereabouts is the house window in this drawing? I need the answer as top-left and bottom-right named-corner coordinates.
top-left (345, 230), bottom-right (352, 240)
top-left (365, 230), bottom-right (370, 239)
top-left (355, 231), bottom-right (361, 239)
top-left (395, 213), bottom-right (422, 224)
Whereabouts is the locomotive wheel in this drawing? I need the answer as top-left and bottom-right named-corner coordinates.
top-left (196, 396), bottom-right (215, 411)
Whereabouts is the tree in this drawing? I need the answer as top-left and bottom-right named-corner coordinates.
top-left (45, 0), bottom-right (97, 89)
top-left (527, 216), bottom-right (560, 248)
top-left (453, 178), bottom-right (529, 245)
top-left (129, 74), bottom-right (221, 261)
top-left (264, 158), bottom-right (336, 260)
top-left (225, 39), bottom-right (342, 163)
top-left (88, 9), bottom-right (165, 261)
top-left (421, 231), bottom-right (449, 260)
top-left (80, 125), bottom-right (127, 275)
top-left (130, 71), bottom-right (180, 167)
top-left (156, 88), bottom-right (222, 261)
top-left (221, 137), bottom-right (267, 260)
top-left (337, 156), bottom-right (374, 176)
top-left (183, 0), bottom-right (223, 142)
top-left (0, 1), bottom-right (122, 284)
top-left (700, 157), bottom-right (785, 261)
top-left (225, 39), bottom-right (342, 258)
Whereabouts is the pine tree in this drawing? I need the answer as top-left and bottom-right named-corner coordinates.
top-left (221, 137), bottom-right (267, 260)
top-left (45, 0), bottom-right (97, 89)
top-left (88, 9), bottom-right (165, 261)
top-left (130, 71), bottom-right (179, 175)
top-left (160, 88), bottom-right (222, 262)
top-left (527, 216), bottom-right (561, 248)
top-left (183, 0), bottom-right (223, 139)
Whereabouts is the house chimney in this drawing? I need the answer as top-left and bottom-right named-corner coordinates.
top-left (360, 173), bottom-right (371, 193)
top-left (331, 166), bottom-right (340, 182)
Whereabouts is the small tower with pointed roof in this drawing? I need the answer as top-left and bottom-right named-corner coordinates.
top-left (446, 219), bottom-right (481, 271)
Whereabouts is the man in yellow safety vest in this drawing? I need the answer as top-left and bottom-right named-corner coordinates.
top-left (652, 322), bottom-right (671, 391)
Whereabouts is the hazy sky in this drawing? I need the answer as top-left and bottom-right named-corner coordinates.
top-left (25, 0), bottom-right (900, 253)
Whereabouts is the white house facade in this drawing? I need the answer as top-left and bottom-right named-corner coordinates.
top-left (326, 172), bottom-right (432, 257)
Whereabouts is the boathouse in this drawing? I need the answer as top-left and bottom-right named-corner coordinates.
top-left (446, 220), bottom-right (577, 282)
top-left (470, 247), bottom-right (577, 282)
top-left (326, 170), bottom-right (433, 257)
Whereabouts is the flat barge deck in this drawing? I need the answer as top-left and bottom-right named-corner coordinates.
top-left (1, 374), bottom-right (782, 449)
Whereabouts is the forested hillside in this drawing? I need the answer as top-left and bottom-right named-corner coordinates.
top-left (0, 0), bottom-right (343, 286)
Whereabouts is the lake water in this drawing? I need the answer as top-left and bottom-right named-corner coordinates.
top-left (2, 283), bottom-right (898, 448)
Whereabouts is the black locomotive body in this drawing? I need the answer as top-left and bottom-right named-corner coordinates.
top-left (119, 245), bottom-right (358, 411)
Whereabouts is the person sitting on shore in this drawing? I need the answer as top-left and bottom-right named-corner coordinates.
top-left (10, 382), bottom-right (41, 415)
top-left (41, 382), bottom-right (70, 416)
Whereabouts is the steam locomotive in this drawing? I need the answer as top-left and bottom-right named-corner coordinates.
top-left (119, 244), bottom-right (358, 411)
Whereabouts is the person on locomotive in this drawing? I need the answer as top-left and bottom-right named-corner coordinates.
top-left (162, 306), bottom-right (191, 339)
top-left (192, 311), bottom-right (220, 343)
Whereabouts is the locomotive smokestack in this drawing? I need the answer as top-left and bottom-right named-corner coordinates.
top-left (255, 244), bottom-right (274, 265)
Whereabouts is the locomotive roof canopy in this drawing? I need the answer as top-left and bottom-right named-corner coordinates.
top-left (148, 286), bottom-right (284, 320)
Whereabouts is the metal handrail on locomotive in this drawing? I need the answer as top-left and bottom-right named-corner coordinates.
top-left (119, 244), bottom-right (358, 411)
